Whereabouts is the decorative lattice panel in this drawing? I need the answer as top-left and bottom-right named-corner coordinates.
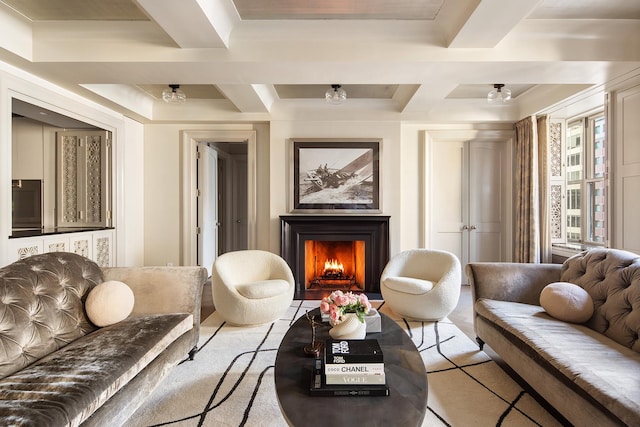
top-left (551, 184), bottom-right (563, 239)
top-left (86, 136), bottom-right (102, 223)
top-left (549, 122), bottom-right (562, 178)
top-left (62, 135), bottom-right (79, 222)
top-left (17, 246), bottom-right (39, 260)
top-left (73, 239), bottom-right (89, 257)
top-left (95, 237), bottom-right (110, 267)
top-left (48, 242), bottom-right (67, 252)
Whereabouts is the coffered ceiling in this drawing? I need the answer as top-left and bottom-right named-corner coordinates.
top-left (0, 0), bottom-right (638, 122)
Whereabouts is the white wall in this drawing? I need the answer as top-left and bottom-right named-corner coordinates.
top-left (142, 123), bottom-right (270, 266)
top-left (268, 120), bottom-right (408, 256)
top-left (119, 117), bottom-right (145, 265)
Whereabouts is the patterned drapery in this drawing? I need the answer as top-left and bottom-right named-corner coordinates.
top-left (514, 116), bottom-right (540, 263)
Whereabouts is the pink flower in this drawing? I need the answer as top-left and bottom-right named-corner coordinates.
top-left (320, 300), bottom-right (330, 313)
top-left (359, 294), bottom-right (371, 312)
top-left (334, 294), bottom-right (350, 306)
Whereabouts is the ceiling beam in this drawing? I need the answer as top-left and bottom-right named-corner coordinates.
top-left (447, 0), bottom-right (543, 48)
top-left (217, 84), bottom-right (277, 112)
top-left (135, 0), bottom-right (239, 48)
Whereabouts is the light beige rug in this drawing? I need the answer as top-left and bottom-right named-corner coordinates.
top-left (125, 301), bottom-right (562, 427)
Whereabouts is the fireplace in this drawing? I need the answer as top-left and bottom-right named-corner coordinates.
top-left (280, 215), bottom-right (390, 299)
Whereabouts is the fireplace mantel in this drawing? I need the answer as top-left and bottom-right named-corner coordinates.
top-left (280, 215), bottom-right (390, 299)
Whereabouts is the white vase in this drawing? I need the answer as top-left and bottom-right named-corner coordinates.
top-left (329, 313), bottom-right (367, 340)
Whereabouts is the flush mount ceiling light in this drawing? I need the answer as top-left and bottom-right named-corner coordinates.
top-left (487, 84), bottom-right (511, 104)
top-left (162, 84), bottom-right (186, 104)
top-left (325, 84), bottom-right (347, 105)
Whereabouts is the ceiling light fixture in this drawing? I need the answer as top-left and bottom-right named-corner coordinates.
top-left (487, 84), bottom-right (511, 104)
top-left (325, 84), bottom-right (347, 105)
top-left (162, 84), bottom-right (186, 104)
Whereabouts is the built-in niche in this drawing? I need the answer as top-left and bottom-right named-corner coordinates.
top-left (11, 98), bottom-right (112, 232)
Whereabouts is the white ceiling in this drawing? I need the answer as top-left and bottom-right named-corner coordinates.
top-left (0, 0), bottom-right (638, 123)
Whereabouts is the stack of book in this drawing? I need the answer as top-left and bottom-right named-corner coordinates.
top-left (309, 339), bottom-right (389, 396)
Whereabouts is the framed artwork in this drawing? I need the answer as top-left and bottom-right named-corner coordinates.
top-left (290, 139), bottom-right (381, 213)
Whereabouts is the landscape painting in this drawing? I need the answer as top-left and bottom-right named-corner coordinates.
top-left (291, 139), bottom-right (380, 212)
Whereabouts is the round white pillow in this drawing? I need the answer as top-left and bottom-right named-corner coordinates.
top-left (86, 280), bottom-right (135, 327)
top-left (540, 282), bottom-right (594, 323)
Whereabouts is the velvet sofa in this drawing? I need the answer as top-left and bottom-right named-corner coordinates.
top-left (0, 252), bottom-right (208, 426)
top-left (466, 248), bottom-right (640, 426)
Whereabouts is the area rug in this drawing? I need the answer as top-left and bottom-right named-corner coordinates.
top-left (124, 301), bottom-right (562, 427)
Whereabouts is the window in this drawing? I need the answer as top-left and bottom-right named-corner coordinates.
top-left (563, 114), bottom-right (607, 245)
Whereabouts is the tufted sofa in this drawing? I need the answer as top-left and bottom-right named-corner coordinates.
top-left (0, 252), bottom-right (208, 427)
top-left (466, 248), bottom-right (640, 427)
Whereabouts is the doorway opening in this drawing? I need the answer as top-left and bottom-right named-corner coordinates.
top-left (197, 141), bottom-right (248, 275)
top-left (181, 130), bottom-right (257, 271)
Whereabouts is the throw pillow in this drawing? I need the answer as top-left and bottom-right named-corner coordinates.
top-left (86, 280), bottom-right (135, 327)
top-left (540, 281), bottom-right (594, 323)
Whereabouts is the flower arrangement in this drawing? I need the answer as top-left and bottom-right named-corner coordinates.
top-left (320, 290), bottom-right (372, 325)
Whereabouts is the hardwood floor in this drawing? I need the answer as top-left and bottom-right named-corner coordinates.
top-left (449, 284), bottom-right (475, 340)
top-left (201, 278), bottom-right (214, 320)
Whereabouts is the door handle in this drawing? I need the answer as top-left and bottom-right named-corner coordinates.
top-left (470, 225), bottom-right (477, 230)
top-left (462, 225), bottom-right (469, 230)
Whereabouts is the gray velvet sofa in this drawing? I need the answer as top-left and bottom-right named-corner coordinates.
top-left (466, 248), bottom-right (640, 427)
top-left (0, 252), bottom-right (208, 426)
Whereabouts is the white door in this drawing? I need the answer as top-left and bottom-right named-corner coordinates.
top-left (198, 143), bottom-right (218, 276)
top-left (430, 139), bottom-right (507, 279)
top-left (430, 140), bottom-right (466, 263)
top-left (468, 142), bottom-right (506, 263)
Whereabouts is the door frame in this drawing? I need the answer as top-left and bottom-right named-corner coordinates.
top-left (181, 130), bottom-right (257, 266)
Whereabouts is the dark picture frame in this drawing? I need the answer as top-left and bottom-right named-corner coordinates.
top-left (290, 138), bottom-right (381, 213)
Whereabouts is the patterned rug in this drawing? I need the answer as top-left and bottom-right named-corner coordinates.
top-left (124, 301), bottom-right (562, 427)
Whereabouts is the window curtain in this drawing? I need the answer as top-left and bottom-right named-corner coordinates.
top-left (514, 117), bottom-right (540, 263)
top-left (537, 115), bottom-right (552, 263)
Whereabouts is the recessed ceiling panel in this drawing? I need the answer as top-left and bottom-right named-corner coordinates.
top-left (275, 84), bottom-right (399, 99)
top-left (446, 84), bottom-right (535, 100)
top-left (529, 0), bottom-right (640, 19)
top-left (0, 0), bottom-right (149, 20)
top-left (233, 0), bottom-right (446, 20)
top-left (137, 84), bottom-right (226, 100)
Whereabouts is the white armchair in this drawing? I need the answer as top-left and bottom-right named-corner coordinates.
top-left (211, 250), bottom-right (295, 325)
top-left (380, 249), bottom-right (461, 321)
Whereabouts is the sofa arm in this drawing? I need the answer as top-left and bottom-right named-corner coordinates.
top-left (102, 266), bottom-right (208, 329)
top-left (466, 262), bottom-right (562, 306)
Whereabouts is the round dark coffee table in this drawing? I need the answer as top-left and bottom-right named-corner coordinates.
top-left (274, 308), bottom-right (427, 427)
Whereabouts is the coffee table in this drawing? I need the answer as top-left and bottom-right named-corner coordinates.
top-left (274, 308), bottom-right (427, 427)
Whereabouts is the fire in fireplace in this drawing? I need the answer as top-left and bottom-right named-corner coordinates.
top-left (304, 240), bottom-right (365, 290)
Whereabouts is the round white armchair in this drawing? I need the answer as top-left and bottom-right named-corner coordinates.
top-left (211, 250), bottom-right (295, 326)
top-left (380, 249), bottom-right (461, 321)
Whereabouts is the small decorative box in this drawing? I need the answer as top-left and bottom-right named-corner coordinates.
top-left (364, 308), bottom-right (381, 333)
